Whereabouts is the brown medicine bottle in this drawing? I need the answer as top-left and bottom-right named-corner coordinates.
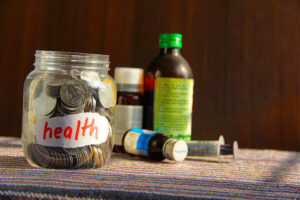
top-left (113, 67), bottom-right (144, 152)
top-left (122, 128), bottom-right (188, 161)
top-left (143, 33), bottom-right (194, 141)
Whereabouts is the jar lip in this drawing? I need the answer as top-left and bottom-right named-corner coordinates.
top-left (34, 50), bottom-right (110, 69)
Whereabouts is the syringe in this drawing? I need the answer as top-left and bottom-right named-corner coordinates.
top-left (187, 136), bottom-right (238, 161)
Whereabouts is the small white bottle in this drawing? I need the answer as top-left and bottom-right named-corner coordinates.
top-left (113, 67), bottom-right (144, 151)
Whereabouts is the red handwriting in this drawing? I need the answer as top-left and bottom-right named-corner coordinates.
top-left (43, 118), bottom-right (98, 141)
top-left (81, 118), bottom-right (98, 140)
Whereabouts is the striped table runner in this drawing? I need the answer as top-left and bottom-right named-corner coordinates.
top-left (0, 137), bottom-right (299, 199)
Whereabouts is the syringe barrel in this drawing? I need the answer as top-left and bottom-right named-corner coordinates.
top-left (186, 136), bottom-right (225, 157)
top-left (187, 141), bottom-right (219, 156)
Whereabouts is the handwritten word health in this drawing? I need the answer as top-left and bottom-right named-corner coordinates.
top-left (36, 113), bottom-right (110, 148)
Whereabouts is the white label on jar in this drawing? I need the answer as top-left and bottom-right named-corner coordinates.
top-left (115, 105), bottom-right (143, 145)
top-left (36, 113), bottom-right (110, 148)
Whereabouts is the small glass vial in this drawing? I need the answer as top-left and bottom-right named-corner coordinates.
top-left (113, 67), bottom-right (144, 151)
top-left (22, 50), bottom-right (116, 169)
top-left (122, 128), bottom-right (188, 161)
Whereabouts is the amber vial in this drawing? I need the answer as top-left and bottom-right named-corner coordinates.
top-left (113, 67), bottom-right (144, 152)
top-left (122, 128), bottom-right (188, 161)
top-left (143, 33), bottom-right (194, 140)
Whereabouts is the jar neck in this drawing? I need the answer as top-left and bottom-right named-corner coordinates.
top-left (160, 48), bottom-right (181, 55)
top-left (35, 65), bottom-right (110, 72)
top-left (34, 50), bottom-right (110, 72)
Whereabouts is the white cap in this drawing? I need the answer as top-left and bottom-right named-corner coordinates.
top-left (163, 139), bottom-right (188, 161)
top-left (114, 67), bottom-right (144, 85)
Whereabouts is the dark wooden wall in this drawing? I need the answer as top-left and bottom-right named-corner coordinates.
top-left (0, 0), bottom-right (299, 150)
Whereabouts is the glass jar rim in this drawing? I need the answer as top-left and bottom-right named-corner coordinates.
top-left (34, 50), bottom-right (110, 69)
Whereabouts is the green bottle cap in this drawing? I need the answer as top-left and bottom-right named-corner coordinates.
top-left (159, 33), bottom-right (182, 49)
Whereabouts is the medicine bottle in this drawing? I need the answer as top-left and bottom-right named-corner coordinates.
top-left (113, 67), bottom-right (144, 152)
top-left (143, 33), bottom-right (194, 141)
top-left (22, 50), bottom-right (116, 169)
top-left (122, 128), bottom-right (188, 161)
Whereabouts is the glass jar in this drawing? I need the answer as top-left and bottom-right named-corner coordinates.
top-left (22, 50), bottom-right (116, 169)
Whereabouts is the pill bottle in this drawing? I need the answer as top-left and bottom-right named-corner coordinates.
top-left (22, 50), bottom-right (116, 169)
top-left (113, 67), bottom-right (143, 152)
top-left (122, 128), bottom-right (188, 161)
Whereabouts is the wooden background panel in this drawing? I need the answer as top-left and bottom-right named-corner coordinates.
top-left (0, 0), bottom-right (299, 150)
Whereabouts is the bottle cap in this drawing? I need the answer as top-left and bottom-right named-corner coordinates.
top-left (163, 139), bottom-right (188, 161)
top-left (159, 33), bottom-right (182, 49)
top-left (114, 67), bottom-right (144, 92)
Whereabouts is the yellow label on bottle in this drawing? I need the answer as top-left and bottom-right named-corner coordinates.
top-left (154, 78), bottom-right (194, 140)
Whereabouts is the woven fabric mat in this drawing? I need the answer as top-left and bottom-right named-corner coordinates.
top-left (0, 137), bottom-right (299, 200)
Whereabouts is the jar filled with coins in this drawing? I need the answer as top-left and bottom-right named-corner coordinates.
top-left (22, 50), bottom-right (116, 169)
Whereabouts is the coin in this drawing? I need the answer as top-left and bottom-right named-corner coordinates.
top-left (96, 106), bottom-right (106, 116)
top-left (46, 147), bottom-right (71, 169)
top-left (28, 144), bottom-right (51, 168)
top-left (58, 148), bottom-right (70, 169)
top-left (29, 72), bottom-right (48, 124)
top-left (96, 106), bottom-right (113, 123)
top-left (105, 108), bottom-right (114, 122)
top-left (91, 146), bottom-right (103, 168)
top-left (64, 146), bottom-right (91, 169)
top-left (58, 151), bottom-right (67, 169)
top-left (48, 147), bottom-right (60, 169)
top-left (70, 69), bottom-right (81, 80)
top-left (64, 146), bottom-right (88, 155)
top-left (57, 100), bottom-right (84, 116)
top-left (84, 96), bottom-right (97, 112)
top-left (52, 149), bottom-right (62, 168)
top-left (62, 149), bottom-right (73, 169)
top-left (48, 106), bottom-right (63, 118)
top-left (82, 148), bottom-right (93, 169)
top-left (80, 70), bottom-right (102, 88)
top-left (98, 78), bottom-right (116, 108)
top-left (45, 80), bottom-right (64, 98)
top-left (79, 146), bottom-right (93, 169)
top-left (60, 80), bottom-right (88, 108)
top-left (34, 93), bottom-right (57, 117)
